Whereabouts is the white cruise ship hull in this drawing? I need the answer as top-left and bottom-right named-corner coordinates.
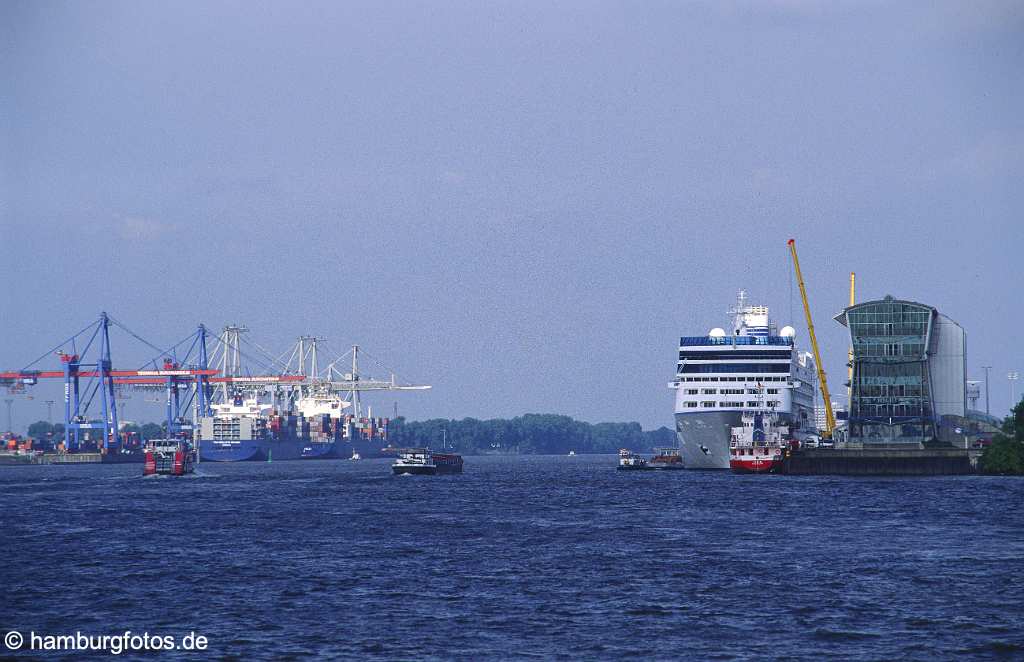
top-left (675, 411), bottom-right (740, 469)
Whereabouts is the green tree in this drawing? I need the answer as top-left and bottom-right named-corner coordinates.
top-left (980, 396), bottom-right (1024, 475)
top-left (27, 420), bottom-right (52, 438)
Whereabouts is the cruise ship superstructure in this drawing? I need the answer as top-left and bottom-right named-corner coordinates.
top-left (669, 291), bottom-right (818, 469)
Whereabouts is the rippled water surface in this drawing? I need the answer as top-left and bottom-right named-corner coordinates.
top-left (3, 455), bottom-right (1023, 660)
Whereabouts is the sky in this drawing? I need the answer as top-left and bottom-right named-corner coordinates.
top-left (1, 1), bottom-right (1022, 432)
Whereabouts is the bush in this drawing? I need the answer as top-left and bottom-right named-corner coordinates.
top-left (979, 434), bottom-right (1024, 475)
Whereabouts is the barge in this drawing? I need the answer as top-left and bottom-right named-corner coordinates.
top-left (392, 448), bottom-right (463, 475)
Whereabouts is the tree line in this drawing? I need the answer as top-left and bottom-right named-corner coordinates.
top-left (22, 415), bottom-right (676, 455)
top-left (388, 414), bottom-right (676, 455)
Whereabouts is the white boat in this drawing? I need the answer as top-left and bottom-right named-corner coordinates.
top-left (617, 448), bottom-right (649, 470)
top-left (669, 291), bottom-right (818, 469)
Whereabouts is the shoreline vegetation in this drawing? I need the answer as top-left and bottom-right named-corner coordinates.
top-left (978, 399), bottom-right (1024, 475)
top-left (388, 415), bottom-right (675, 455)
top-left (22, 414), bottom-right (676, 456)
top-left (19, 398), bottom-right (1024, 469)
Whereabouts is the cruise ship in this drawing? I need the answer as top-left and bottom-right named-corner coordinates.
top-left (669, 291), bottom-right (818, 469)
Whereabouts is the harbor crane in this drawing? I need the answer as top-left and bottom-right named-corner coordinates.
top-left (0, 314), bottom-right (218, 449)
top-left (280, 339), bottom-right (431, 419)
top-left (848, 272), bottom-right (856, 406)
top-left (787, 239), bottom-right (836, 439)
top-left (1, 316), bottom-right (309, 449)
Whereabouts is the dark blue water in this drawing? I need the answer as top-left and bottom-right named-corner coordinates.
top-left (2, 455), bottom-right (1023, 660)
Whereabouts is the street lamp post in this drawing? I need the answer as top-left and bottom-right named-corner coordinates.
top-left (982, 366), bottom-right (992, 416)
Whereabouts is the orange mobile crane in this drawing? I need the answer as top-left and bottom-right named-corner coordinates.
top-left (787, 239), bottom-right (835, 439)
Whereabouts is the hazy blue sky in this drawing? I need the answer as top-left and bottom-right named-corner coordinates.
top-left (2, 1), bottom-right (1022, 431)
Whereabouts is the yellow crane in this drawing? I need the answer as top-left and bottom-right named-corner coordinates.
top-left (848, 272), bottom-right (855, 405)
top-left (787, 239), bottom-right (835, 438)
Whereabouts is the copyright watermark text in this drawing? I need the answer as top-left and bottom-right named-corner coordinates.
top-left (4, 630), bottom-right (208, 655)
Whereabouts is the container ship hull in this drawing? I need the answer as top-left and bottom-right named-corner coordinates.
top-left (199, 437), bottom-right (396, 462)
top-left (199, 438), bottom-right (335, 462)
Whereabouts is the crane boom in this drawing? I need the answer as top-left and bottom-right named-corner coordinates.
top-left (787, 239), bottom-right (835, 438)
top-left (848, 272), bottom-right (855, 404)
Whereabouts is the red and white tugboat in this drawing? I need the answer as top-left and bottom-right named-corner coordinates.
top-left (143, 439), bottom-right (196, 476)
top-left (392, 448), bottom-right (463, 475)
top-left (728, 409), bottom-right (794, 474)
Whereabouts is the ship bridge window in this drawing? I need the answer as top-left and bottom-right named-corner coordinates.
top-left (686, 389), bottom-right (699, 395)
top-left (701, 401), bottom-right (716, 408)
top-left (684, 401), bottom-right (698, 408)
top-left (701, 388), bottom-right (717, 395)
top-left (767, 388), bottom-right (779, 394)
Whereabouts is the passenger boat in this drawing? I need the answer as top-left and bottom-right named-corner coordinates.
top-left (617, 449), bottom-right (651, 470)
top-left (392, 448), bottom-right (463, 475)
top-left (648, 447), bottom-right (684, 470)
top-left (143, 439), bottom-right (196, 476)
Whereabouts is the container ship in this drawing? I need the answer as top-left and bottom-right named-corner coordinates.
top-left (669, 291), bottom-right (818, 469)
top-left (197, 392), bottom-right (394, 462)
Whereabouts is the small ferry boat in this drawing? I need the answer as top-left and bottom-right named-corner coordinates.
top-left (143, 439), bottom-right (196, 476)
top-left (728, 409), bottom-right (794, 474)
top-left (648, 447), bottom-right (684, 470)
top-left (617, 449), bottom-right (651, 470)
top-left (392, 448), bottom-right (463, 475)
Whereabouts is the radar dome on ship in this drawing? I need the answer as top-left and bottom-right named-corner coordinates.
top-left (709, 327), bottom-right (726, 338)
top-left (780, 326), bottom-right (796, 338)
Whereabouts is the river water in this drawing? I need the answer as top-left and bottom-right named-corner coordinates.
top-left (2, 454), bottom-right (1022, 659)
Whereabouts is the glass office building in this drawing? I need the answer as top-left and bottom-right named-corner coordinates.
top-left (835, 296), bottom-right (965, 446)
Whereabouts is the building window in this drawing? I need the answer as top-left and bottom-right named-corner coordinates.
top-left (686, 389), bottom-right (699, 395)
top-left (702, 389), bottom-right (717, 395)
top-left (702, 401), bottom-right (716, 408)
top-left (685, 401), bottom-right (698, 408)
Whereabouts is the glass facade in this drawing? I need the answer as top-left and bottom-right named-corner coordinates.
top-left (843, 298), bottom-right (935, 445)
